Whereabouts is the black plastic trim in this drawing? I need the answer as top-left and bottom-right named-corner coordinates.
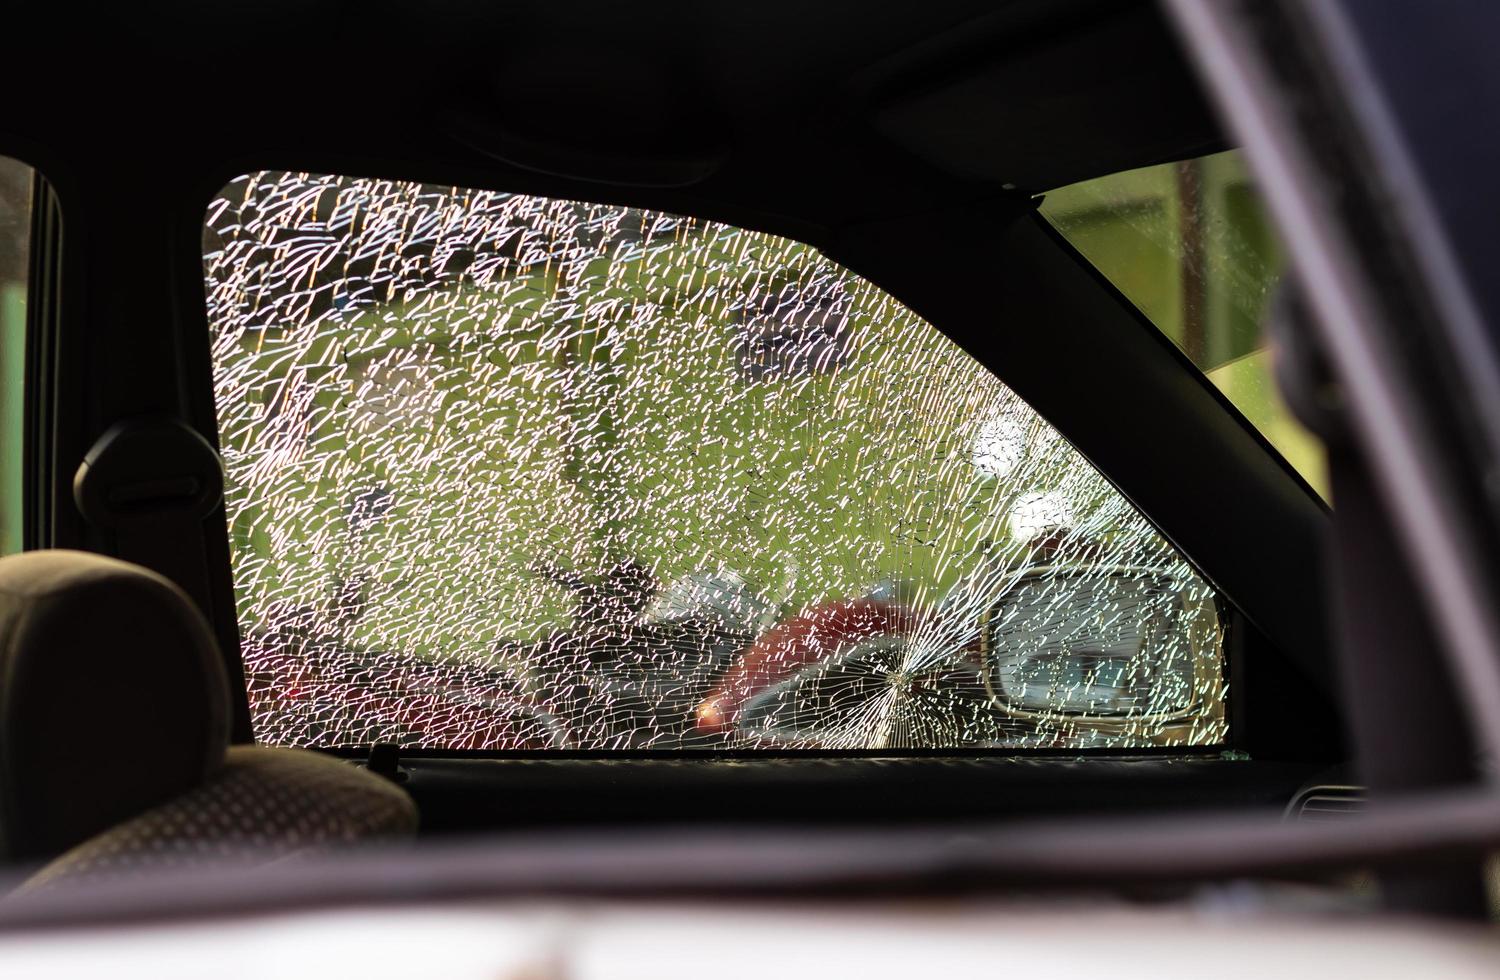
top-left (21, 171), bottom-right (60, 550)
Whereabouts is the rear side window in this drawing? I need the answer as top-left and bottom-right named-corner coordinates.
top-left (204, 173), bottom-right (1228, 753)
top-left (1040, 150), bottom-right (1326, 497)
top-left (0, 156), bottom-right (32, 556)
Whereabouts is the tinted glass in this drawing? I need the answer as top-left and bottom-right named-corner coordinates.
top-left (0, 157), bottom-right (31, 555)
top-left (1040, 150), bottom-right (1326, 497)
top-left (205, 172), bottom-right (1228, 752)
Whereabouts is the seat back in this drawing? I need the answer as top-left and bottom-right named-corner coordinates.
top-left (0, 551), bottom-right (228, 862)
top-left (0, 551), bottom-right (416, 888)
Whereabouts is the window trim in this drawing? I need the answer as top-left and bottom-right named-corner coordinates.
top-left (22, 167), bottom-right (61, 553)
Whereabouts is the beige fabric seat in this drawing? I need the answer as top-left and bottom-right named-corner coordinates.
top-left (0, 551), bottom-right (416, 890)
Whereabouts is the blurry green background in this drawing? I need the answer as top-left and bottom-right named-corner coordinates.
top-left (0, 156), bottom-right (31, 556)
top-left (1041, 150), bottom-right (1326, 497)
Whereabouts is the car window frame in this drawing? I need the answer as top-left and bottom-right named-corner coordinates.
top-left (200, 171), bottom-right (1241, 757)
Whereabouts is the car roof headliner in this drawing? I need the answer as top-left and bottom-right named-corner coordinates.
top-left (2, 0), bottom-right (1221, 228)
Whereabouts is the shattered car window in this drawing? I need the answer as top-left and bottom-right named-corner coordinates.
top-left (203, 172), bottom-right (1229, 752)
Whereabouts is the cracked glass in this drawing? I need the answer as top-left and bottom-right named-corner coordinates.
top-left (204, 172), bottom-right (1229, 752)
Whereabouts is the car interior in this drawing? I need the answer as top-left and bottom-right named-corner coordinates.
top-left (0, 0), bottom-right (1454, 924)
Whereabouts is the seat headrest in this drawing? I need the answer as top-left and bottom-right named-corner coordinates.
top-left (0, 550), bottom-right (229, 862)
